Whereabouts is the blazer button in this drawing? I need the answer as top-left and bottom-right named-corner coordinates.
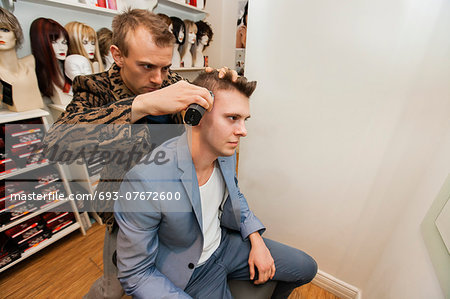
top-left (188, 263), bottom-right (195, 269)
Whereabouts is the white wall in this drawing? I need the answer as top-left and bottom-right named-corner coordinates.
top-left (203, 0), bottom-right (237, 69)
top-left (239, 0), bottom-right (450, 296)
top-left (364, 129), bottom-right (450, 299)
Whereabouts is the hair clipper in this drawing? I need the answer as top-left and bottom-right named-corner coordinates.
top-left (184, 91), bottom-right (214, 126)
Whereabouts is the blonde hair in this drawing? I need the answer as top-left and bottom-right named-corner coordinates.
top-left (65, 21), bottom-right (104, 72)
top-left (0, 8), bottom-right (23, 49)
top-left (180, 20), bottom-right (197, 59)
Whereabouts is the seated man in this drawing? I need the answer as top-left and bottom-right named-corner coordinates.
top-left (114, 70), bottom-right (317, 299)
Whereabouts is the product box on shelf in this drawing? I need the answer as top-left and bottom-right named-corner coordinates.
top-left (20, 231), bottom-right (52, 252)
top-left (43, 212), bottom-right (74, 233)
top-left (4, 216), bottom-right (47, 245)
top-left (0, 233), bottom-right (22, 270)
top-left (1, 118), bottom-right (47, 174)
top-left (0, 182), bottom-right (27, 214)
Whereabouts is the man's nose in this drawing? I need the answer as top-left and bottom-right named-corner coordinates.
top-left (235, 121), bottom-right (247, 137)
top-left (150, 69), bottom-right (163, 85)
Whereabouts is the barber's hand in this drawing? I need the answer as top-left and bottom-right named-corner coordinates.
top-left (131, 80), bottom-right (213, 123)
top-left (248, 232), bottom-right (276, 285)
top-left (205, 66), bottom-right (238, 82)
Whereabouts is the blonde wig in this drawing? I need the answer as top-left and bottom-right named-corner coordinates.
top-left (0, 7), bottom-right (23, 49)
top-left (65, 21), bottom-right (104, 72)
top-left (180, 20), bottom-right (197, 59)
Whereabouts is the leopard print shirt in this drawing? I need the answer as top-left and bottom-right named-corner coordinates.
top-left (44, 64), bottom-right (184, 230)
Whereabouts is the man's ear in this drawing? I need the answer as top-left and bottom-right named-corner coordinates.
top-left (110, 45), bottom-right (124, 67)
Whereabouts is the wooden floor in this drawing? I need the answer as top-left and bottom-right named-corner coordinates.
top-left (0, 223), bottom-right (340, 299)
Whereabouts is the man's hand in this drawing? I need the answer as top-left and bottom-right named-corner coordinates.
top-left (131, 80), bottom-right (213, 123)
top-left (205, 66), bottom-right (238, 82)
top-left (248, 232), bottom-right (276, 285)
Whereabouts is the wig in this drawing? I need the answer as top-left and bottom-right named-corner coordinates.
top-left (243, 2), bottom-right (248, 26)
top-left (237, 2), bottom-right (248, 26)
top-left (195, 20), bottom-right (213, 48)
top-left (180, 20), bottom-right (197, 59)
top-left (96, 27), bottom-right (112, 66)
top-left (30, 18), bottom-right (70, 97)
top-left (169, 16), bottom-right (185, 45)
top-left (0, 8), bottom-right (23, 49)
top-left (65, 21), bottom-right (104, 72)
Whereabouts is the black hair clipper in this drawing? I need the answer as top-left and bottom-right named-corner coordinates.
top-left (184, 91), bottom-right (214, 126)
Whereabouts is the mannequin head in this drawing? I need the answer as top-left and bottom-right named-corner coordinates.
top-left (169, 16), bottom-right (185, 45)
top-left (195, 20), bottom-right (213, 49)
top-left (184, 20), bottom-right (197, 45)
top-left (30, 17), bottom-right (70, 97)
top-left (97, 27), bottom-right (113, 67)
top-left (65, 21), bottom-right (104, 72)
top-left (184, 20), bottom-right (197, 44)
top-left (0, 8), bottom-right (23, 51)
top-left (180, 20), bottom-right (197, 63)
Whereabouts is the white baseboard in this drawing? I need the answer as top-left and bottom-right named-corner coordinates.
top-left (312, 269), bottom-right (362, 299)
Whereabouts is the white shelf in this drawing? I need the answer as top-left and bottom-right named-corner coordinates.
top-left (158, 0), bottom-right (207, 14)
top-left (154, 0), bottom-right (208, 21)
top-left (0, 199), bottom-right (69, 232)
top-left (0, 222), bottom-right (81, 273)
top-left (48, 104), bottom-right (67, 113)
top-left (0, 109), bottom-right (49, 124)
top-left (20, 0), bottom-right (119, 16)
top-left (0, 161), bottom-right (50, 181)
top-left (171, 67), bottom-right (205, 72)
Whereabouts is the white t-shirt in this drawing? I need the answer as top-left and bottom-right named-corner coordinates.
top-left (197, 163), bottom-right (227, 265)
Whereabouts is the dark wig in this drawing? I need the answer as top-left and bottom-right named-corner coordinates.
top-left (169, 16), bottom-right (185, 45)
top-left (237, 2), bottom-right (248, 26)
top-left (195, 20), bottom-right (213, 48)
top-left (30, 18), bottom-right (70, 97)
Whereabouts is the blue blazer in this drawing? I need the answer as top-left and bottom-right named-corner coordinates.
top-left (114, 133), bottom-right (265, 298)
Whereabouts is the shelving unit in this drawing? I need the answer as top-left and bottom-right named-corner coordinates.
top-left (0, 109), bottom-right (86, 272)
top-left (0, 200), bottom-right (67, 232)
top-left (154, 0), bottom-right (208, 21)
top-left (0, 222), bottom-right (80, 273)
top-left (20, 0), bottom-right (119, 16)
top-left (0, 161), bottom-right (50, 181)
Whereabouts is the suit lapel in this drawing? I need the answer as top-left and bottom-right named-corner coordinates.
top-left (218, 156), bottom-right (241, 229)
top-left (177, 133), bottom-right (203, 231)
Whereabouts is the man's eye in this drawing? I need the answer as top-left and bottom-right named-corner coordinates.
top-left (228, 116), bottom-right (238, 121)
top-left (162, 66), bottom-right (170, 72)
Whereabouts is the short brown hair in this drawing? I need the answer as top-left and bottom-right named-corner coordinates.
top-left (0, 8), bottom-right (23, 49)
top-left (112, 8), bottom-right (175, 57)
top-left (157, 13), bottom-right (172, 27)
top-left (193, 70), bottom-right (257, 98)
